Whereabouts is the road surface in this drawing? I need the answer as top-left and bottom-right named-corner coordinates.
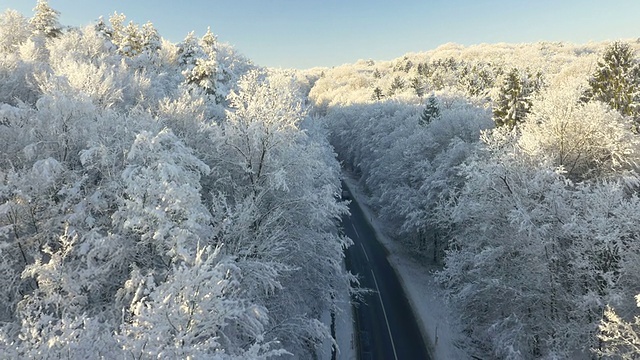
top-left (342, 186), bottom-right (432, 360)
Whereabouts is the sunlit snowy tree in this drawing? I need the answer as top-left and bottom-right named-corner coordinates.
top-left (583, 41), bottom-right (640, 120)
top-left (0, 5), bottom-right (349, 358)
top-left (493, 68), bottom-right (535, 128)
top-left (30, 0), bottom-right (61, 38)
top-left (598, 297), bottom-right (640, 359)
top-left (0, 10), bottom-right (31, 52)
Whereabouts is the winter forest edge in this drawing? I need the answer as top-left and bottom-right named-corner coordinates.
top-left (2, 1), bottom-right (640, 359)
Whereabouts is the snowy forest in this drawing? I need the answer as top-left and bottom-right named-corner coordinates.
top-left (309, 38), bottom-right (640, 358)
top-left (0, 2), bottom-right (352, 359)
top-left (3, 1), bottom-right (640, 359)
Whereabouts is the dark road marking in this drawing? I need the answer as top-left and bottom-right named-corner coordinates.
top-left (370, 269), bottom-right (398, 360)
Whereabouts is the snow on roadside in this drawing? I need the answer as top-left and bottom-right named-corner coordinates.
top-left (335, 283), bottom-right (357, 360)
top-left (342, 173), bottom-right (470, 360)
top-left (319, 255), bottom-right (357, 360)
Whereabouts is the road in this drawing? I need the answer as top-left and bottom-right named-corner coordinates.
top-left (342, 186), bottom-right (432, 360)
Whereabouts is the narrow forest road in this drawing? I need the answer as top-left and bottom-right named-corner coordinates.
top-left (342, 185), bottom-right (432, 360)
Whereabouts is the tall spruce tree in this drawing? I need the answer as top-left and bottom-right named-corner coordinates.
top-left (389, 75), bottom-right (405, 95)
top-left (30, 0), bottom-right (61, 38)
top-left (411, 77), bottom-right (424, 98)
top-left (582, 41), bottom-right (640, 120)
top-left (372, 86), bottom-right (384, 101)
top-left (419, 94), bottom-right (440, 125)
top-left (493, 68), bottom-right (533, 128)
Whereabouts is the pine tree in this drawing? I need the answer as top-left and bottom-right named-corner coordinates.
top-left (389, 75), bottom-right (405, 95)
top-left (372, 86), bottom-right (384, 101)
top-left (177, 31), bottom-right (204, 68)
top-left (140, 22), bottom-right (161, 54)
top-left (119, 21), bottom-right (142, 56)
top-left (411, 77), bottom-right (424, 98)
top-left (94, 16), bottom-right (112, 41)
top-left (582, 41), bottom-right (640, 120)
top-left (30, 0), bottom-right (61, 38)
top-left (419, 95), bottom-right (440, 125)
top-left (493, 68), bottom-right (533, 128)
top-left (201, 27), bottom-right (217, 50)
top-left (417, 62), bottom-right (431, 78)
top-left (105, 12), bottom-right (126, 44)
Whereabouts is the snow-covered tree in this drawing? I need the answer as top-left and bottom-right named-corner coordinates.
top-left (0, 9), bottom-right (32, 53)
top-left (419, 94), bottom-right (440, 125)
top-left (583, 41), bottom-right (640, 120)
top-left (492, 68), bottom-right (534, 128)
top-left (30, 0), bottom-right (62, 38)
top-left (114, 128), bottom-right (212, 267)
top-left (140, 21), bottom-right (161, 54)
top-left (519, 81), bottom-right (640, 181)
top-left (177, 31), bottom-right (205, 69)
top-left (388, 75), bottom-right (405, 96)
top-left (116, 245), bottom-right (287, 359)
top-left (372, 86), bottom-right (384, 101)
top-left (119, 21), bottom-right (143, 57)
top-left (209, 70), bottom-right (351, 356)
top-left (0, 6), bottom-right (349, 358)
top-left (201, 26), bottom-right (218, 52)
top-left (599, 297), bottom-right (640, 359)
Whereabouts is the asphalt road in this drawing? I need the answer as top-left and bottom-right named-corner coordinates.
top-left (342, 186), bottom-right (432, 360)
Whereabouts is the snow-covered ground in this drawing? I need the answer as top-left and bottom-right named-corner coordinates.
top-left (334, 282), bottom-right (357, 360)
top-left (342, 174), bottom-right (470, 360)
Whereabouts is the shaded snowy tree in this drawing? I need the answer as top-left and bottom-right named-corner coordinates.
top-left (419, 94), bottom-right (440, 125)
top-left (177, 31), bottom-right (204, 68)
top-left (116, 246), bottom-right (287, 359)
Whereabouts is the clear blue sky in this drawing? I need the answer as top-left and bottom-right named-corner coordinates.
top-left (4, 0), bottom-right (640, 69)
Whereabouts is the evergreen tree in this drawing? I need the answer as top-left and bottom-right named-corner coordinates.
top-left (177, 31), bottom-right (204, 68)
top-left (372, 86), bottom-right (384, 101)
top-left (404, 59), bottom-right (413, 73)
top-left (119, 21), bottom-right (142, 57)
top-left (94, 16), bottom-right (112, 42)
top-left (201, 26), bottom-right (218, 50)
top-left (419, 95), bottom-right (440, 125)
top-left (30, 0), bottom-right (61, 38)
top-left (582, 41), bottom-right (640, 120)
top-left (411, 77), bottom-right (424, 98)
top-left (417, 62), bottom-right (430, 78)
top-left (389, 75), bottom-right (405, 95)
top-left (493, 68), bottom-right (533, 128)
top-left (107, 12), bottom-right (126, 45)
top-left (140, 22), bottom-right (161, 54)
top-left (100, 15), bottom-right (160, 58)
